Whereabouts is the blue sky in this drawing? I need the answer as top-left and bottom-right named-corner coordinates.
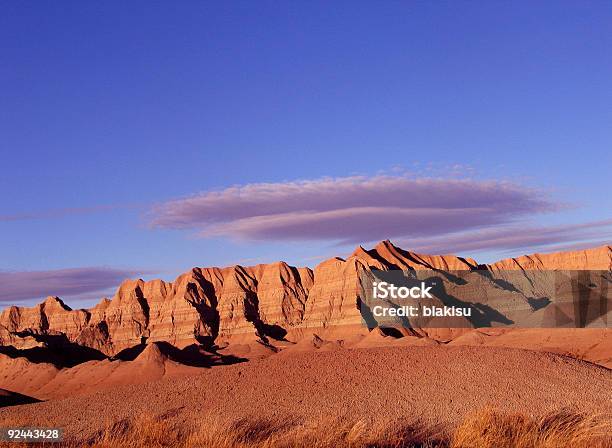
top-left (1, 1), bottom-right (611, 306)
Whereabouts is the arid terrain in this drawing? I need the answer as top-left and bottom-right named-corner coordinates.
top-left (0, 242), bottom-right (610, 446)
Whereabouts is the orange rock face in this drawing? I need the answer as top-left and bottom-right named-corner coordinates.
top-left (1, 242), bottom-right (609, 355)
top-left (487, 245), bottom-right (611, 271)
top-left (0, 297), bottom-right (88, 349)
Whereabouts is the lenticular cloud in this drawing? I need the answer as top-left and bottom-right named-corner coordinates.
top-left (0, 267), bottom-right (142, 305)
top-left (149, 175), bottom-right (556, 244)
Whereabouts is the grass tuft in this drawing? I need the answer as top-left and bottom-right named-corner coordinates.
top-left (451, 408), bottom-right (612, 448)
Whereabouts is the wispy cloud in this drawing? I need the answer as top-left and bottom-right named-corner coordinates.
top-left (396, 219), bottom-right (612, 255)
top-left (149, 175), bottom-right (558, 244)
top-left (0, 267), bottom-right (144, 306)
top-left (0, 204), bottom-right (141, 222)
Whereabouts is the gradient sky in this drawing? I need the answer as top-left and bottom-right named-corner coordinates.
top-left (1, 1), bottom-right (611, 307)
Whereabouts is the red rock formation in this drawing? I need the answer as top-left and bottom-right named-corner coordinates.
top-left (0, 297), bottom-right (88, 349)
top-left (354, 240), bottom-right (477, 270)
top-left (255, 262), bottom-right (310, 327)
top-left (146, 270), bottom-right (218, 348)
top-left (1, 242), bottom-right (609, 356)
top-left (302, 256), bottom-right (369, 329)
top-left (487, 245), bottom-right (611, 271)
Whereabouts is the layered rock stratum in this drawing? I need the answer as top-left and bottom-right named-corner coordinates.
top-left (1, 241), bottom-right (610, 357)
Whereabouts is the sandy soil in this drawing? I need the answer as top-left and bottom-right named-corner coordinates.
top-left (0, 344), bottom-right (207, 400)
top-left (1, 345), bottom-right (610, 443)
top-left (457, 328), bottom-right (612, 368)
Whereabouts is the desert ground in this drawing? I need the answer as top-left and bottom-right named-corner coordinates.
top-left (0, 342), bottom-right (611, 447)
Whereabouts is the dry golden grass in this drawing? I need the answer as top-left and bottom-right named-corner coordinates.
top-left (87, 414), bottom-right (440, 448)
top-left (451, 408), bottom-right (612, 448)
top-left (1, 408), bottom-right (610, 448)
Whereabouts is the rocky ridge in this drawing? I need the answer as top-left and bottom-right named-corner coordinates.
top-left (1, 241), bottom-right (610, 356)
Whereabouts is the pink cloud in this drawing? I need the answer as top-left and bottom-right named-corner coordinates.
top-left (0, 204), bottom-right (141, 222)
top-left (0, 267), bottom-right (143, 305)
top-left (150, 175), bottom-right (557, 244)
top-left (397, 219), bottom-right (612, 255)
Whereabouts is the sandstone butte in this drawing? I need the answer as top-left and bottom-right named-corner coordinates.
top-left (1, 241), bottom-right (610, 357)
